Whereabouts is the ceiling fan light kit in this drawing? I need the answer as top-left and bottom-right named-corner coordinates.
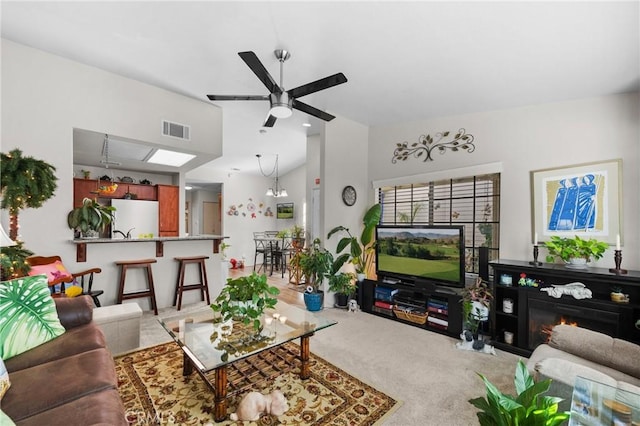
top-left (207, 49), bottom-right (347, 127)
top-left (269, 92), bottom-right (292, 118)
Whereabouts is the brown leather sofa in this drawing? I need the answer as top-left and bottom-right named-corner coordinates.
top-left (2, 296), bottom-right (127, 425)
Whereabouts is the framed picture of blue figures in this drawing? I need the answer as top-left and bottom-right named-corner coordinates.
top-left (530, 159), bottom-right (622, 245)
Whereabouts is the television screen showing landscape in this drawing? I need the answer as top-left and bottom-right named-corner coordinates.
top-left (376, 226), bottom-right (462, 284)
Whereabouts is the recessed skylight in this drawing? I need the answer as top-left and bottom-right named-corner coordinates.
top-left (146, 149), bottom-right (196, 167)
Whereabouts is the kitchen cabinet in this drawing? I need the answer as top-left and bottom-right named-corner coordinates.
top-left (157, 184), bottom-right (179, 237)
top-left (73, 178), bottom-right (157, 207)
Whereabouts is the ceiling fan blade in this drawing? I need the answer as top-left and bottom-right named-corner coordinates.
top-left (238, 51), bottom-right (280, 94)
top-left (207, 94), bottom-right (269, 101)
top-left (292, 99), bottom-right (336, 122)
top-left (263, 114), bottom-right (277, 128)
top-left (287, 73), bottom-right (347, 99)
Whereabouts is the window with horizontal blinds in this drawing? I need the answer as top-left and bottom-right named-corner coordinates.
top-left (377, 173), bottom-right (500, 274)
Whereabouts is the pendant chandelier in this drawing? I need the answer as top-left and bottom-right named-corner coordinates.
top-left (256, 154), bottom-right (288, 198)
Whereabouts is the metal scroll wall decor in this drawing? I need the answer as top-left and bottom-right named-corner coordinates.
top-left (391, 128), bottom-right (475, 163)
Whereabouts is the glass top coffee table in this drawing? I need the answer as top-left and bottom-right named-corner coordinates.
top-left (159, 301), bottom-right (336, 422)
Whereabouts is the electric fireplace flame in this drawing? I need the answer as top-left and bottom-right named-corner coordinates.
top-left (542, 317), bottom-right (579, 342)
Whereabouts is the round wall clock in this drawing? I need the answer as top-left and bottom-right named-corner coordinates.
top-left (342, 185), bottom-right (357, 206)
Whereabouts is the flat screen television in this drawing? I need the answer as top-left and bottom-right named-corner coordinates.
top-left (375, 225), bottom-right (465, 288)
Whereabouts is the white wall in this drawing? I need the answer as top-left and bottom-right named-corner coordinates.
top-left (1, 39), bottom-right (224, 307)
top-left (368, 93), bottom-right (640, 269)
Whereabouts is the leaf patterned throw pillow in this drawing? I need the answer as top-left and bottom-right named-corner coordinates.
top-left (0, 275), bottom-right (66, 360)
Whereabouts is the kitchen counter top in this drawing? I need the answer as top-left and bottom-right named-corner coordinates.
top-left (71, 235), bottom-right (227, 262)
top-left (70, 235), bottom-right (227, 244)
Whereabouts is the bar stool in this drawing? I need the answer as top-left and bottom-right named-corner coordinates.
top-left (115, 259), bottom-right (158, 315)
top-left (173, 256), bottom-right (211, 311)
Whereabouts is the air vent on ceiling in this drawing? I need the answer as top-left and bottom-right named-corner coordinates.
top-left (162, 120), bottom-right (190, 140)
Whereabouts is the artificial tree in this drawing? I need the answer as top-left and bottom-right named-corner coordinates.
top-left (1, 148), bottom-right (58, 240)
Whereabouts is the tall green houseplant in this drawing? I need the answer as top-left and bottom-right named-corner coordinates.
top-left (1, 148), bottom-right (58, 240)
top-left (327, 203), bottom-right (382, 277)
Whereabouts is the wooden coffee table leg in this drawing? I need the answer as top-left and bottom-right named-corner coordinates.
top-left (182, 351), bottom-right (193, 376)
top-left (300, 335), bottom-right (311, 379)
top-left (214, 366), bottom-right (228, 422)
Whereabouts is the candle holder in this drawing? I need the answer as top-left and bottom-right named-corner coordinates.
top-left (529, 245), bottom-right (542, 266)
top-left (609, 250), bottom-right (628, 274)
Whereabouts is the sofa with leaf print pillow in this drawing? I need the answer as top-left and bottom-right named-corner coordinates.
top-left (0, 275), bottom-right (126, 426)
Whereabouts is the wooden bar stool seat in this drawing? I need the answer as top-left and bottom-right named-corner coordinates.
top-left (115, 258), bottom-right (158, 315)
top-left (173, 256), bottom-right (210, 311)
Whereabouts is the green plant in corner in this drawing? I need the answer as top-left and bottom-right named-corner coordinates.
top-left (210, 272), bottom-right (280, 331)
top-left (469, 360), bottom-right (569, 426)
top-left (544, 235), bottom-right (608, 263)
top-left (327, 203), bottom-right (382, 276)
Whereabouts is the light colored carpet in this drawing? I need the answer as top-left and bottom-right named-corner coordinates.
top-left (140, 303), bottom-right (522, 425)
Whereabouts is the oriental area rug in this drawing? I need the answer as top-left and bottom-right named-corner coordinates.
top-left (115, 342), bottom-right (401, 425)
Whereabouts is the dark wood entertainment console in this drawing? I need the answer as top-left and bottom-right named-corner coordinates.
top-left (359, 278), bottom-right (463, 338)
top-left (490, 260), bottom-right (640, 356)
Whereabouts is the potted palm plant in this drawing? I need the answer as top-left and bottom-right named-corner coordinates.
top-left (327, 203), bottom-right (382, 280)
top-left (544, 235), bottom-right (608, 268)
top-left (298, 238), bottom-right (333, 311)
top-left (210, 272), bottom-right (280, 331)
top-left (67, 197), bottom-right (116, 238)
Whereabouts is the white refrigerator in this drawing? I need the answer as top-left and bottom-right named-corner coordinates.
top-left (111, 199), bottom-right (159, 239)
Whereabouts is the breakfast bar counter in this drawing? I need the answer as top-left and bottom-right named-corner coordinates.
top-left (65, 235), bottom-right (228, 309)
top-left (71, 235), bottom-right (227, 262)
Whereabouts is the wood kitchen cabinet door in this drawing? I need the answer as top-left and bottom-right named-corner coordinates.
top-left (157, 184), bottom-right (179, 236)
top-left (73, 178), bottom-right (98, 207)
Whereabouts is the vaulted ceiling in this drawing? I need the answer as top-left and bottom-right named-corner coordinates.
top-left (2, 1), bottom-right (638, 176)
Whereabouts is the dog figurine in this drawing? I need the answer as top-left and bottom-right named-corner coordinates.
top-left (229, 390), bottom-right (289, 421)
top-left (348, 299), bottom-right (359, 312)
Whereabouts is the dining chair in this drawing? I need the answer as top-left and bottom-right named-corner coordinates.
top-left (27, 255), bottom-right (103, 306)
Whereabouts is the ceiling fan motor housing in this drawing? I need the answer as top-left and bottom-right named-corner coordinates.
top-left (269, 92), bottom-right (292, 118)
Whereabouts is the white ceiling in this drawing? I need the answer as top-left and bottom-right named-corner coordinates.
top-left (2, 1), bottom-right (638, 177)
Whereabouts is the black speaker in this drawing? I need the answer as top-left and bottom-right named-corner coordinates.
top-left (478, 247), bottom-right (489, 281)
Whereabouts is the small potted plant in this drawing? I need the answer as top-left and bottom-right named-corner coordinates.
top-left (328, 270), bottom-right (357, 308)
top-left (327, 203), bottom-right (381, 281)
top-left (210, 272), bottom-right (280, 331)
top-left (544, 235), bottom-right (608, 268)
top-left (298, 238), bottom-right (333, 311)
top-left (219, 241), bottom-right (231, 261)
top-left (291, 225), bottom-right (305, 249)
top-left (67, 197), bottom-right (116, 238)
top-left (461, 277), bottom-right (493, 347)
top-left (610, 286), bottom-right (629, 303)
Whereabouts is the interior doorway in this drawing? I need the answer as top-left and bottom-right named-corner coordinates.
top-left (203, 198), bottom-right (221, 235)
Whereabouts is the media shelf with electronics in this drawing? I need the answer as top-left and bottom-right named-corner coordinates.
top-left (360, 278), bottom-right (463, 337)
top-left (490, 259), bottom-right (640, 357)
top-left (358, 224), bottom-right (465, 338)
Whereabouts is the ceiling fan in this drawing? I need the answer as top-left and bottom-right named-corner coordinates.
top-left (207, 50), bottom-right (347, 127)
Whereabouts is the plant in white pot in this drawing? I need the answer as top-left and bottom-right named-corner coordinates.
top-left (461, 277), bottom-right (493, 349)
top-left (327, 203), bottom-right (381, 281)
top-left (544, 235), bottom-right (608, 268)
